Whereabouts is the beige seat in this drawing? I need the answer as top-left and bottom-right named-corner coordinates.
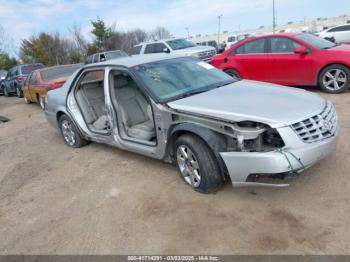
top-left (114, 75), bottom-right (155, 141)
top-left (76, 80), bottom-right (108, 130)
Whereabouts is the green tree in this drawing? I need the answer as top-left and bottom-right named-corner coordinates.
top-left (20, 32), bottom-right (71, 66)
top-left (0, 52), bottom-right (17, 70)
top-left (91, 18), bottom-right (112, 51)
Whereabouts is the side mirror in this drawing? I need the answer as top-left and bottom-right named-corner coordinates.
top-left (294, 46), bottom-right (309, 54)
top-left (163, 48), bottom-right (170, 53)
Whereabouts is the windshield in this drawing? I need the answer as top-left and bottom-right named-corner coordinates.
top-left (40, 64), bottom-right (82, 82)
top-left (105, 50), bottom-right (128, 60)
top-left (166, 39), bottom-right (195, 50)
top-left (21, 64), bottom-right (44, 75)
top-left (295, 33), bottom-right (336, 49)
top-left (133, 57), bottom-right (235, 102)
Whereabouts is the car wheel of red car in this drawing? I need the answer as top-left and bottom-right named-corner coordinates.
top-left (24, 96), bottom-right (31, 104)
top-left (319, 64), bottom-right (350, 94)
top-left (39, 96), bottom-right (45, 110)
top-left (224, 69), bottom-right (241, 80)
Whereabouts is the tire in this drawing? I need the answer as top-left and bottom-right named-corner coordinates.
top-left (16, 86), bottom-right (23, 98)
top-left (38, 96), bottom-right (45, 110)
top-left (58, 114), bottom-right (89, 148)
top-left (224, 69), bottom-right (241, 80)
top-left (319, 64), bottom-right (350, 94)
top-left (4, 87), bottom-right (9, 97)
top-left (24, 96), bottom-right (31, 104)
top-left (174, 134), bottom-right (223, 193)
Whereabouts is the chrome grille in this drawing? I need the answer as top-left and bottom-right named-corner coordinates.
top-left (199, 49), bottom-right (217, 61)
top-left (291, 102), bottom-right (338, 143)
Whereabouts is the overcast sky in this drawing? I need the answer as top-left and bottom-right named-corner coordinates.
top-left (1, 0), bottom-right (350, 54)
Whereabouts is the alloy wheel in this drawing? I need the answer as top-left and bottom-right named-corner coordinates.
top-left (322, 69), bottom-right (347, 91)
top-left (176, 145), bottom-right (201, 187)
top-left (61, 120), bottom-right (76, 146)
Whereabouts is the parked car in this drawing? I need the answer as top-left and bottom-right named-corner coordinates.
top-left (85, 50), bottom-right (128, 64)
top-left (196, 40), bottom-right (225, 54)
top-left (44, 54), bottom-right (338, 193)
top-left (132, 38), bottom-right (217, 62)
top-left (0, 70), bottom-right (7, 95)
top-left (0, 64), bottom-right (44, 97)
top-left (211, 33), bottom-right (350, 93)
top-left (226, 33), bottom-right (254, 49)
top-left (317, 24), bottom-right (350, 44)
top-left (23, 64), bottom-right (82, 109)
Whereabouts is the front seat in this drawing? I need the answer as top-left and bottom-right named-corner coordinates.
top-left (114, 75), bottom-right (155, 141)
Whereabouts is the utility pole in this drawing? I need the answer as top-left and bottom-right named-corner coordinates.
top-left (218, 14), bottom-right (223, 44)
top-left (185, 27), bottom-right (190, 39)
top-left (273, 0), bottom-right (276, 33)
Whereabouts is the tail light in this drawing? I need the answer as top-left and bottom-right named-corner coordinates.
top-left (17, 76), bottom-right (25, 83)
top-left (47, 81), bottom-right (65, 90)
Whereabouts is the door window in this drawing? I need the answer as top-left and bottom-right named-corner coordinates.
top-left (93, 55), bottom-right (99, 63)
top-left (29, 72), bottom-right (38, 85)
top-left (234, 39), bottom-right (266, 54)
top-left (144, 43), bottom-right (167, 54)
top-left (270, 37), bottom-right (301, 53)
top-left (328, 25), bottom-right (350, 32)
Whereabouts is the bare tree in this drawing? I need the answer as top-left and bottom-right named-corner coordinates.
top-left (148, 26), bottom-right (172, 41)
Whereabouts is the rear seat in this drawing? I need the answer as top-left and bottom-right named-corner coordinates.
top-left (76, 80), bottom-right (108, 130)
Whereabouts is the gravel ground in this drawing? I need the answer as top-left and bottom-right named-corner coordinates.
top-left (0, 91), bottom-right (349, 255)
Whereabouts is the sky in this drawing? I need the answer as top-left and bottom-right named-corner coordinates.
top-left (0, 0), bottom-right (350, 55)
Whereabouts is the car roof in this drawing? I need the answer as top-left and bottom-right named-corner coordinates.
top-left (36, 63), bottom-right (83, 73)
top-left (137, 38), bottom-right (185, 46)
top-left (84, 53), bottom-right (188, 68)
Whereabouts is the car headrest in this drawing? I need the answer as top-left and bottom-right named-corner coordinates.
top-left (114, 75), bottom-right (128, 89)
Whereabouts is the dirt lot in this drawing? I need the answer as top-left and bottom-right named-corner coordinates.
top-left (0, 91), bottom-right (349, 255)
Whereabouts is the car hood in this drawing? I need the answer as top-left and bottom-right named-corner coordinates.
top-left (167, 80), bottom-right (326, 128)
top-left (174, 45), bottom-right (216, 54)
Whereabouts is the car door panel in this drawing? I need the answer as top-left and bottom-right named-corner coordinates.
top-left (266, 37), bottom-right (314, 86)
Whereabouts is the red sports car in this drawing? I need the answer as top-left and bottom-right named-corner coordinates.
top-left (211, 33), bottom-right (350, 93)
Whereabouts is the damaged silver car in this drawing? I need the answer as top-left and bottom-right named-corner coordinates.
top-left (44, 54), bottom-right (339, 193)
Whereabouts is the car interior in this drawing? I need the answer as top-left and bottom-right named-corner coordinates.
top-left (75, 71), bottom-right (110, 134)
top-left (110, 71), bottom-right (156, 145)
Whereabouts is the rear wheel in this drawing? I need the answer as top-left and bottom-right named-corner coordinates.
top-left (319, 64), bottom-right (350, 93)
top-left (175, 134), bottom-right (223, 193)
top-left (38, 96), bottom-right (45, 110)
top-left (16, 86), bottom-right (23, 98)
top-left (59, 115), bottom-right (89, 148)
top-left (24, 96), bottom-right (31, 104)
top-left (224, 69), bottom-right (241, 80)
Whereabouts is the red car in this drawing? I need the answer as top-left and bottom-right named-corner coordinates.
top-left (23, 64), bottom-right (82, 109)
top-left (211, 33), bottom-right (350, 93)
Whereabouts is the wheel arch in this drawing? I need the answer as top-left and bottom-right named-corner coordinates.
top-left (167, 122), bottom-right (229, 181)
top-left (316, 63), bottom-right (350, 85)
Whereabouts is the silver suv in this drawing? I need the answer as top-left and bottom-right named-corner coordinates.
top-left (133, 38), bottom-right (216, 62)
top-left (44, 55), bottom-right (338, 193)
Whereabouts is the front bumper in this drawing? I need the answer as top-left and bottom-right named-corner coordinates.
top-left (220, 126), bottom-right (339, 187)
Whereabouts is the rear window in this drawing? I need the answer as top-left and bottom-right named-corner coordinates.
top-left (21, 64), bottom-right (44, 75)
top-left (104, 50), bottom-right (128, 60)
top-left (40, 64), bottom-right (82, 82)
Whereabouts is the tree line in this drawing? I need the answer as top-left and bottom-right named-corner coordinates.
top-left (0, 18), bottom-right (172, 69)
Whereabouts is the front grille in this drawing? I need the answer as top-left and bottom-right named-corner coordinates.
top-left (199, 49), bottom-right (217, 61)
top-left (291, 102), bottom-right (338, 143)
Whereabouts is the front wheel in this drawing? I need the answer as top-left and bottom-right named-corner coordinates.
top-left (24, 96), bottom-right (31, 104)
top-left (59, 115), bottom-right (89, 148)
top-left (175, 134), bottom-right (223, 193)
top-left (319, 64), bottom-right (350, 93)
top-left (4, 87), bottom-right (9, 97)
